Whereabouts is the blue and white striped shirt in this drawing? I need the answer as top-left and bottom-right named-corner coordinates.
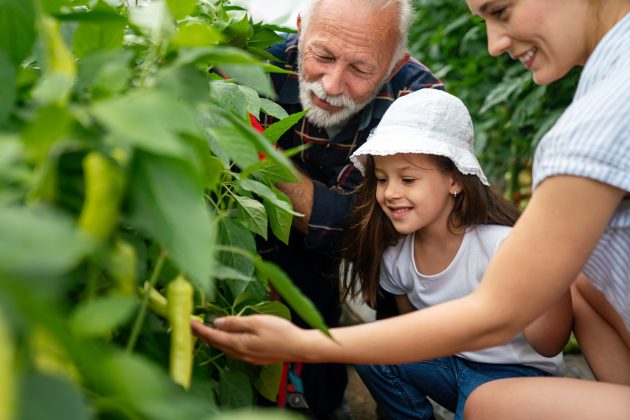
top-left (533, 12), bottom-right (630, 329)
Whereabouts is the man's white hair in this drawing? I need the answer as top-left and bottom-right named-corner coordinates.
top-left (299, 0), bottom-right (413, 66)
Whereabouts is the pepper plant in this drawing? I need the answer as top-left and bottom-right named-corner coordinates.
top-left (0, 0), bottom-right (325, 418)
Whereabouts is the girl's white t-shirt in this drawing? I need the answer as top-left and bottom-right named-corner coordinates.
top-left (380, 224), bottom-right (564, 375)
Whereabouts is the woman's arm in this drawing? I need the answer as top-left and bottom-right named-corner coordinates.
top-left (523, 288), bottom-right (573, 357)
top-left (193, 176), bottom-right (624, 365)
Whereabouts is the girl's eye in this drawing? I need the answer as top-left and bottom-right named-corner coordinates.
top-left (402, 178), bottom-right (415, 185)
top-left (376, 177), bottom-right (387, 184)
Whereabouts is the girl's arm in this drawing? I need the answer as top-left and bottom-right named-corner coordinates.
top-left (523, 288), bottom-right (573, 357)
top-left (192, 176), bottom-right (624, 365)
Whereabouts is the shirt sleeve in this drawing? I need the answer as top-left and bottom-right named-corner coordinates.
top-left (303, 181), bottom-right (355, 249)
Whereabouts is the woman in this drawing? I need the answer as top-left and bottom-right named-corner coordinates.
top-left (193, 0), bottom-right (630, 417)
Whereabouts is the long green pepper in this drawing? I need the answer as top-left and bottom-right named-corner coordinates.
top-left (78, 151), bottom-right (124, 241)
top-left (167, 275), bottom-right (194, 390)
top-left (0, 310), bottom-right (15, 420)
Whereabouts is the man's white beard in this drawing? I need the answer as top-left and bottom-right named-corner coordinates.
top-left (298, 74), bottom-right (379, 129)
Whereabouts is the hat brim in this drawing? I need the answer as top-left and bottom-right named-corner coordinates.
top-left (350, 128), bottom-right (490, 186)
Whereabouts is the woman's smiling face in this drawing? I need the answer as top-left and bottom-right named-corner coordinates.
top-left (465, 0), bottom-right (593, 85)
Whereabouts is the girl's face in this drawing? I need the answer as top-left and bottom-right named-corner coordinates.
top-left (374, 154), bottom-right (458, 236)
top-left (465, 0), bottom-right (593, 85)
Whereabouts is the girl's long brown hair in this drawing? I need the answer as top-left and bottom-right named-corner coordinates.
top-left (341, 154), bottom-right (520, 307)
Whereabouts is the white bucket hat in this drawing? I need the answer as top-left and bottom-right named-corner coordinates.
top-left (350, 89), bottom-right (489, 186)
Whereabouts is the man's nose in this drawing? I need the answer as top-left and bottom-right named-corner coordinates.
top-left (486, 22), bottom-right (511, 57)
top-left (321, 64), bottom-right (345, 97)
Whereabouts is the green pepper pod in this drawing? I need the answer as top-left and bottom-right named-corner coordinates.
top-left (78, 151), bottom-right (125, 241)
top-left (167, 275), bottom-right (194, 390)
top-left (105, 239), bottom-right (137, 296)
top-left (0, 309), bottom-right (15, 420)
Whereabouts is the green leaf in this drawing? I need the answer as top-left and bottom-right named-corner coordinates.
top-left (259, 98), bottom-right (288, 120)
top-left (166, 0), bottom-right (196, 20)
top-left (219, 63), bottom-right (275, 98)
top-left (264, 195), bottom-right (294, 245)
top-left (155, 64), bottom-right (210, 106)
top-left (207, 120), bottom-right (260, 170)
top-left (175, 45), bottom-right (260, 67)
top-left (76, 48), bottom-right (133, 93)
top-left (94, 352), bottom-right (211, 419)
top-left (238, 85), bottom-right (261, 118)
top-left (72, 15), bottom-right (125, 58)
top-left (214, 264), bottom-right (253, 282)
top-left (20, 373), bottom-right (91, 420)
top-left (0, 51), bottom-right (16, 123)
top-left (210, 80), bottom-right (249, 118)
top-left (204, 154), bottom-right (225, 192)
top-left (245, 301), bottom-right (290, 320)
top-left (255, 260), bottom-right (331, 337)
top-left (91, 91), bottom-right (201, 158)
top-left (20, 104), bottom-right (72, 163)
top-left (217, 217), bottom-right (256, 276)
top-left (129, 152), bottom-right (215, 292)
top-left (0, 206), bottom-right (92, 279)
top-left (239, 179), bottom-right (301, 216)
top-left (172, 20), bottom-right (222, 47)
top-left (248, 26), bottom-right (283, 50)
top-left (480, 73), bottom-right (530, 113)
top-left (218, 369), bottom-right (253, 408)
top-left (234, 195), bottom-right (267, 239)
top-left (253, 363), bottom-right (282, 402)
top-left (0, 0), bottom-right (36, 68)
top-left (212, 409), bottom-right (303, 420)
top-left (70, 296), bottom-right (138, 338)
top-left (262, 110), bottom-right (307, 143)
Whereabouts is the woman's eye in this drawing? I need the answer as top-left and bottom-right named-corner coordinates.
top-left (491, 7), bottom-right (507, 18)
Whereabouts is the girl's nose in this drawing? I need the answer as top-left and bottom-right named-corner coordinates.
top-left (384, 182), bottom-right (401, 201)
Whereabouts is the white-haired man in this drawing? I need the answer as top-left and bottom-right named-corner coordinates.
top-left (259, 0), bottom-right (443, 417)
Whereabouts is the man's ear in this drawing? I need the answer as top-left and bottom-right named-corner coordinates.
top-left (297, 14), bottom-right (302, 36)
top-left (386, 51), bottom-right (411, 82)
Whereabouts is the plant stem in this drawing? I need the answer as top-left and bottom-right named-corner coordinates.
top-left (125, 250), bottom-right (167, 353)
top-left (85, 260), bottom-right (101, 301)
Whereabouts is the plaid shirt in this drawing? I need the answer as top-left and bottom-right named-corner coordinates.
top-left (263, 34), bottom-right (444, 250)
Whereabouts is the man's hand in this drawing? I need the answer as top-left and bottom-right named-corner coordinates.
top-left (276, 172), bottom-right (314, 234)
top-left (191, 315), bottom-right (308, 364)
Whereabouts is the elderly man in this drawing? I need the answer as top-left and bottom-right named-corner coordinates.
top-left (259, 0), bottom-right (443, 417)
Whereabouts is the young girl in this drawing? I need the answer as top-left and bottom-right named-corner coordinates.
top-left (192, 0), bottom-right (630, 417)
top-left (340, 88), bottom-right (569, 420)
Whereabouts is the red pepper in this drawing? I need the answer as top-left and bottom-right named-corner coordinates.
top-left (249, 113), bottom-right (268, 160)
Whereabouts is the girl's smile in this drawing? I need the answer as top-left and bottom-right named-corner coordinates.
top-left (374, 153), bottom-right (457, 236)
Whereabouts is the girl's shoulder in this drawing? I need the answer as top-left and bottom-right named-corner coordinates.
top-left (382, 233), bottom-right (414, 264)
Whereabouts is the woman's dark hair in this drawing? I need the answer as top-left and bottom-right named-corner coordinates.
top-left (341, 154), bottom-right (520, 307)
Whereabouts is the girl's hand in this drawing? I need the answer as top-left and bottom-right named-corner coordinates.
top-left (191, 315), bottom-right (306, 365)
